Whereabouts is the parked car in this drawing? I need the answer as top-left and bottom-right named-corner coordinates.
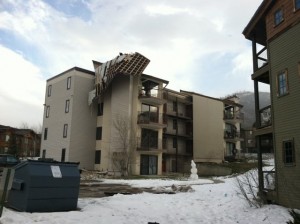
top-left (0, 154), bottom-right (20, 171)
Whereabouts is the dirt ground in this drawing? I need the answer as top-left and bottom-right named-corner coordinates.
top-left (79, 170), bottom-right (167, 198)
top-left (78, 170), bottom-right (218, 198)
top-left (80, 180), bottom-right (144, 198)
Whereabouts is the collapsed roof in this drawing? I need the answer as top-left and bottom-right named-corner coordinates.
top-left (89, 52), bottom-right (150, 105)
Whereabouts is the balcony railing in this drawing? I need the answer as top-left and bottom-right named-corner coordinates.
top-left (137, 112), bottom-right (167, 125)
top-left (260, 105), bottom-right (272, 127)
top-left (137, 137), bottom-right (162, 151)
top-left (165, 106), bottom-right (192, 119)
top-left (224, 131), bottom-right (242, 140)
top-left (224, 112), bottom-right (244, 121)
top-left (164, 128), bottom-right (193, 138)
top-left (138, 89), bottom-right (166, 105)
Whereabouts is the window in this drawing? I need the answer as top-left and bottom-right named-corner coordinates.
top-left (61, 148), bottom-right (66, 162)
top-left (295, 0), bottom-right (300, 10)
top-left (274, 9), bottom-right (283, 26)
top-left (173, 101), bottom-right (177, 112)
top-left (46, 106), bottom-right (50, 118)
top-left (67, 77), bottom-right (71, 90)
top-left (173, 119), bottom-right (177, 130)
top-left (63, 124), bottom-right (68, 138)
top-left (277, 70), bottom-right (288, 96)
top-left (173, 137), bottom-right (177, 148)
top-left (97, 103), bottom-right (103, 116)
top-left (283, 139), bottom-right (295, 165)
top-left (44, 128), bottom-right (48, 140)
top-left (42, 149), bottom-right (46, 158)
top-left (47, 85), bottom-right (52, 97)
top-left (141, 129), bottom-right (158, 149)
top-left (96, 127), bottom-right (102, 140)
top-left (95, 150), bottom-right (101, 164)
top-left (65, 100), bottom-right (70, 113)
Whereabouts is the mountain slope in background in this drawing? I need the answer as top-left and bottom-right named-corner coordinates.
top-left (234, 91), bottom-right (270, 129)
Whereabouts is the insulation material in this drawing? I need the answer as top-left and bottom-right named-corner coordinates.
top-left (88, 89), bottom-right (96, 106)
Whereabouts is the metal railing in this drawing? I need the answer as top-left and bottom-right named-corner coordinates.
top-left (138, 89), bottom-right (164, 99)
top-left (136, 137), bottom-right (162, 151)
top-left (260, 105), bottom-right (272, 127)
top-left (137, 112), bottom-right (167, 125)
top-left (224, 112), bottom-right (244, 120)
top-left (224, 131), bottom-right (242, 139)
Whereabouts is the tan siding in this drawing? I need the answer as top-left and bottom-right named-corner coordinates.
top-left (269, 21), bottom-right (300, 209)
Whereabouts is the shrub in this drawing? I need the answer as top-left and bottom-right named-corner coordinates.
top-left (287, 210), bottom-right (300, 224)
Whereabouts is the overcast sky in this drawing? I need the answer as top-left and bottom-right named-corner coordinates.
top-left (0, 0), bottom-right (263, 129)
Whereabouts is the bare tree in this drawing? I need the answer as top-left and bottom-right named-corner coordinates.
top-left (30, 123), bottom-right (43, 134)
top-left (20, 122), bottom-right (29, 129)
top-left (235, 169), bottom-right (263, 208)
top-left (112, 114), bottom-right (136, 177)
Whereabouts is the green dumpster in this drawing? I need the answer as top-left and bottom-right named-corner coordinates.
top-left (7, 160), bottom-right (80, 212)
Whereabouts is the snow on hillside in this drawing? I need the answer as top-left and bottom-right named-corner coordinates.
top-left (0, 173), bottom-right (291, 224)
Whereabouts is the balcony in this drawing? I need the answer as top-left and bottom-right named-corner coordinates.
top-left (224, 131), bottom-right (244, 142)
top-left (163, 128), bottom-right (193, 138)
top-left (137, 137), bottom-right (162, 152)
top-left (252, 46), bottom-right (270, 84)
top-left (223, 111), bottom-right (244, 124)
top-left (137, 112), bottom-right (167, 129)
top-left (138, 89), bottom-right (166, 106)
top-left (164, 106), bottom-right (192, 120)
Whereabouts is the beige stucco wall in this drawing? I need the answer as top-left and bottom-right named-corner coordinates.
top-left (95, 75), bottom-right (131, 172)
top-left (192, 95), bottom-right (224, 163)
top-left (41, 69), bottom-right (96, 169)
top-left (69, 73), bottom-right (96, 169)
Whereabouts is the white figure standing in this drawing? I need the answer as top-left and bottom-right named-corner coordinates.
top-left (189, 160), bottom-right (198, 180)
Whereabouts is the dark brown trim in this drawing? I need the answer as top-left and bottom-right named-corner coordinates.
top-left (243, 0), bottom-right (275, 41)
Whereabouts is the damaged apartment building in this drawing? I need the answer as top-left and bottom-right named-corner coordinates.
top-left (40, 52), bottom-right (243, 175)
